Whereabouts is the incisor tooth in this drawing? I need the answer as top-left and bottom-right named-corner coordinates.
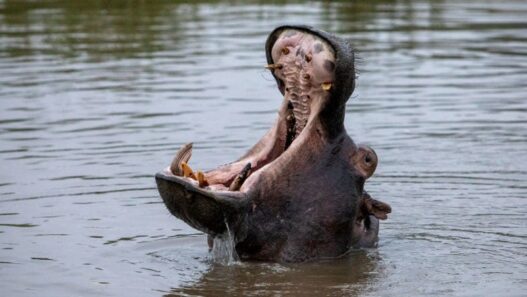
top-left (196, 171), bottom-right (209, 188)
top-left (181, 162), bottom-right (197, 180)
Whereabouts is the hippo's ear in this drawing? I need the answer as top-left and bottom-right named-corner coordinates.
top-left (155, 173), bottom-right (249, 238)
top-left (360, 192), bottom-right (391, 220)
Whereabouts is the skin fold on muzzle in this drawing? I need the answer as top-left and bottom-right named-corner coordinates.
top-left (155, 25), bottom-right (391, 262)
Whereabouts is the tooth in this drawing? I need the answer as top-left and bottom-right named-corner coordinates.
top-left (196, 171), bottom-right (209, 188)
top-left (265, 63), bottom-right (283, 70)
top-left (181, 162), bottom-right (197, 180)
top-left (321, 82), bottom-right (332, 91)
top-left (229, 163), bottom-right (252, 191)
top-left (170, 143), bottom-right (193, 176)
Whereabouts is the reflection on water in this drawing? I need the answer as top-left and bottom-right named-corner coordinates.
top-left (1, 0), bottom-right (526, 296)
top-left (170, 247), bottom-right (380, 297)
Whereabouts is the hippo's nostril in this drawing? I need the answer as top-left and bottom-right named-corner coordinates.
top-left (303, 74), bottom-right (310, 80)
top-left (282, 47), bottom-right (290, 55)
top-left (365, 155), bottom-right (372, 164)
top-left (305, 53), bottom-right (312, 62)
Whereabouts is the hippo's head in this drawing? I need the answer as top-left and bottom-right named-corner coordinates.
top-left (155, 25), bottom-right (391, 262)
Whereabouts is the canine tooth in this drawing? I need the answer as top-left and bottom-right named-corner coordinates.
top-left (181, 162), bottom-right (197, 180)
top-left (321, 82), bottom-right (333, 91)
top-left (229, 163), bottom-right (252, 191)
top-left (170, 143), bottom-right (193, 176)
top-left (265, 63), bottom-right (283, 70)
top-left (196, 171), bottom-right (209, 188)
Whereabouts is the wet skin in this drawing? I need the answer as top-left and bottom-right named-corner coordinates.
top-left (155, 25), bottom-right (391, 262)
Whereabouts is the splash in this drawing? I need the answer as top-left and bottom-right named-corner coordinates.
top-left (211, 218), bottom-right (239, 265)
top-left (211, 222), bottom-right (239, 265)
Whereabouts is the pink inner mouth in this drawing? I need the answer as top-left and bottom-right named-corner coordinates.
top-left (166, 29), bottom-right (337, 193)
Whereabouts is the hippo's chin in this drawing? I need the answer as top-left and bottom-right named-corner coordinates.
top-left (156, 25), bottom-right (391, 262)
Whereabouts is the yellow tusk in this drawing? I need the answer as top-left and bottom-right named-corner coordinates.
top-left (321, 82), bottom-right (332, 91)
top-left (265, 63), bottom-right (283, 70)
top-left (196, 171), bottom-right (209, 188)
top-left (228, 163), bottom-right (252, 191)
top-left (181, 162), bottom-right (196, 180)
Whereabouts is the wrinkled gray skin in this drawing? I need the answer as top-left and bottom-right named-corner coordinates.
top-left (155, 25), bottom-right (391, 262)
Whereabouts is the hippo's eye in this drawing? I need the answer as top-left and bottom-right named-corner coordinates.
top-left (282, 47), bottom-right (290, 55)
top-left (365, 155), bottom-right (372, 164)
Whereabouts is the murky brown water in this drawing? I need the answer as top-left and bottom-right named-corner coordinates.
top-left (1, 0), bottom-right (526, 296)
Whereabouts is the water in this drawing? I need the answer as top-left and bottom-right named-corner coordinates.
top-left (211, 220), bottom-right (239, 265)
top-left (1, 0), bottom-right (526, 296)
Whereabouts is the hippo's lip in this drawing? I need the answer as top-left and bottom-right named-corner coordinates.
top-left (159, 27), bottom-right (338, 194)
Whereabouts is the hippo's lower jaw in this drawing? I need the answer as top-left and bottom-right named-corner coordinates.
top-left (155, 25), bottom-right (391, 262)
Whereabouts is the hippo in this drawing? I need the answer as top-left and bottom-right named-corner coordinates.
top-left (155, 25), bottom-right (391, 262)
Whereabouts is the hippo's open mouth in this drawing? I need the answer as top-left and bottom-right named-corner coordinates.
top-left (155, 25), bottom-right (391, 262)
top-left (157, 29), bottom-right (339, 198)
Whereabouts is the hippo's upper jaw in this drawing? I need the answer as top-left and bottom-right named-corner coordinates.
top-left (155, 25), bottom-right (391, 262)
